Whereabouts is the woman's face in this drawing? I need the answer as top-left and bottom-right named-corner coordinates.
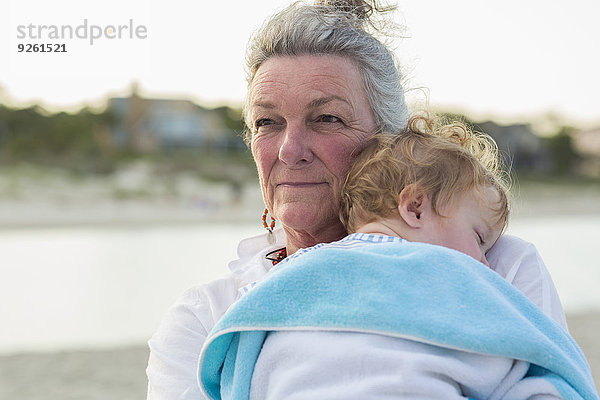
top-left (249, 55), bottom-right (377, 236)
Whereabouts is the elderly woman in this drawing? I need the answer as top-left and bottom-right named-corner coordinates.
top-left (146, 1), bottom-right (568, 398)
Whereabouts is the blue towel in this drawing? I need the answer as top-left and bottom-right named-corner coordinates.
top-left (199, 238), bottom-right (598, 400)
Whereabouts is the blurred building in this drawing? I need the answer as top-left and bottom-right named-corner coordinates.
top-left (109, 85), bottom-right (243, 151)
top-left (573, 127), bottom-right (600, 177)
top-left (477, 121), bottom-right (550, 171)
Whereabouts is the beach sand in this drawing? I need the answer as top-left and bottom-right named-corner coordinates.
top-left (1, 311), bottom-right (598, 399)
top-left (568, 311), bottom-right (600, 391)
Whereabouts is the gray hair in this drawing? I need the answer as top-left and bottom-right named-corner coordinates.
top-left (243, 0), bottom-right (409, 141)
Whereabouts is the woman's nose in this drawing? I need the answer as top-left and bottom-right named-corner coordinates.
top-left (278, 122), bottom-right (314, 166)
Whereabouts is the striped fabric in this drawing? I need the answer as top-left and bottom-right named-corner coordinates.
top-left (239, 233), bottom-right (404, 297)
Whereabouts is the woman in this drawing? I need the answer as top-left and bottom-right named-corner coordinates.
top-left (146, 1), bottom-right (567, 399)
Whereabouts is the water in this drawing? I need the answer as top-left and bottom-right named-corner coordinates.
top-left (508, 216), bottom-right (600, 313)
top-left (0, 216), bottom-right (599, 354)
top-left (0, 224), bottom-right (263, 354)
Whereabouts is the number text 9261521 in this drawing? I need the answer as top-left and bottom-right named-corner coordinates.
top-left (17, 43), bottom-right (67, 53)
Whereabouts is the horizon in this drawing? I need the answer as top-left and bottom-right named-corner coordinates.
top-left (1, 81), bottom-right (595, 137)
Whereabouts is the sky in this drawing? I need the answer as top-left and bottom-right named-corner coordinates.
top-left (2, 0), bottom-right (599, 128)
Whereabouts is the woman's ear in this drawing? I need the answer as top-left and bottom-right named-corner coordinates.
top-left (398, 185), bottom-right (430, 228)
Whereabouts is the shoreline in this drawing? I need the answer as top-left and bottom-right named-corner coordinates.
top-left (1, 311), bottom-right (598, 399)
top-left (1, 172), bottom-right (600, 231)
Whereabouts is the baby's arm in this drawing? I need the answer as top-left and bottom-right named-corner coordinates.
top-left (486, 234), bottom-right (568, 330)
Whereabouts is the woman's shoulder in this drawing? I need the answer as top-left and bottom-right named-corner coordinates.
top-left (487, 235), bottom-right (536, 279)
top-left (150, 275), bottom-right (243, 346)
top-left (177, 275), bottom-right (244, 319)
top-left (487, 234), bottom-right (568, 330)
top-left (146, 274), bottom-right (243, 399)
top-left (487, 234), bottom-right (548, 285)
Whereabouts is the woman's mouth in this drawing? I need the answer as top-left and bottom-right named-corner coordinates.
top-left (277, 182), bottom-right (326, 188)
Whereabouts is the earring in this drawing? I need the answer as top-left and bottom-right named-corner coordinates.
top-left (261, 208), bottom-right (276, 233)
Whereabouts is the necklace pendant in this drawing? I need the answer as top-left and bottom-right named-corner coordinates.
top-left (267, 231), bottom-right (275, 245)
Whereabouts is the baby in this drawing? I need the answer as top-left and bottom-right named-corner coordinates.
top-left (340, 115), bottom-right (509, 268)
top-left (199, 116), bottom-right (594, 400)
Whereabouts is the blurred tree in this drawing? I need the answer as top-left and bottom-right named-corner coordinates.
top-left (439, 111), bottom-right (475, 128)
top-left (211, 106), bottom-right (245, 133)
top-left (0, 104), bottom-right (114, 172)
top-left (544, 126), bottom-right (580, 175)
top-left (209, 105), bottom-right (248, 150)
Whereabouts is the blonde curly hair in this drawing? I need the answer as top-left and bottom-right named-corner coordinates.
top-left (340, 114), bottom-right (511, 233)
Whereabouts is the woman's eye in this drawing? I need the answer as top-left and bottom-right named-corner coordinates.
top-left (316, 114), bottom-right (341, 123)
top-left (255, 118), bottom-right (274, 129)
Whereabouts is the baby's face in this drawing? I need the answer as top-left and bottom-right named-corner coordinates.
top-left (426, 187), bottom-right (504, 266)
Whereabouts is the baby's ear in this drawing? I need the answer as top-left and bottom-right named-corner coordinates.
top-left (398, 185), bottom-right (430, 228)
